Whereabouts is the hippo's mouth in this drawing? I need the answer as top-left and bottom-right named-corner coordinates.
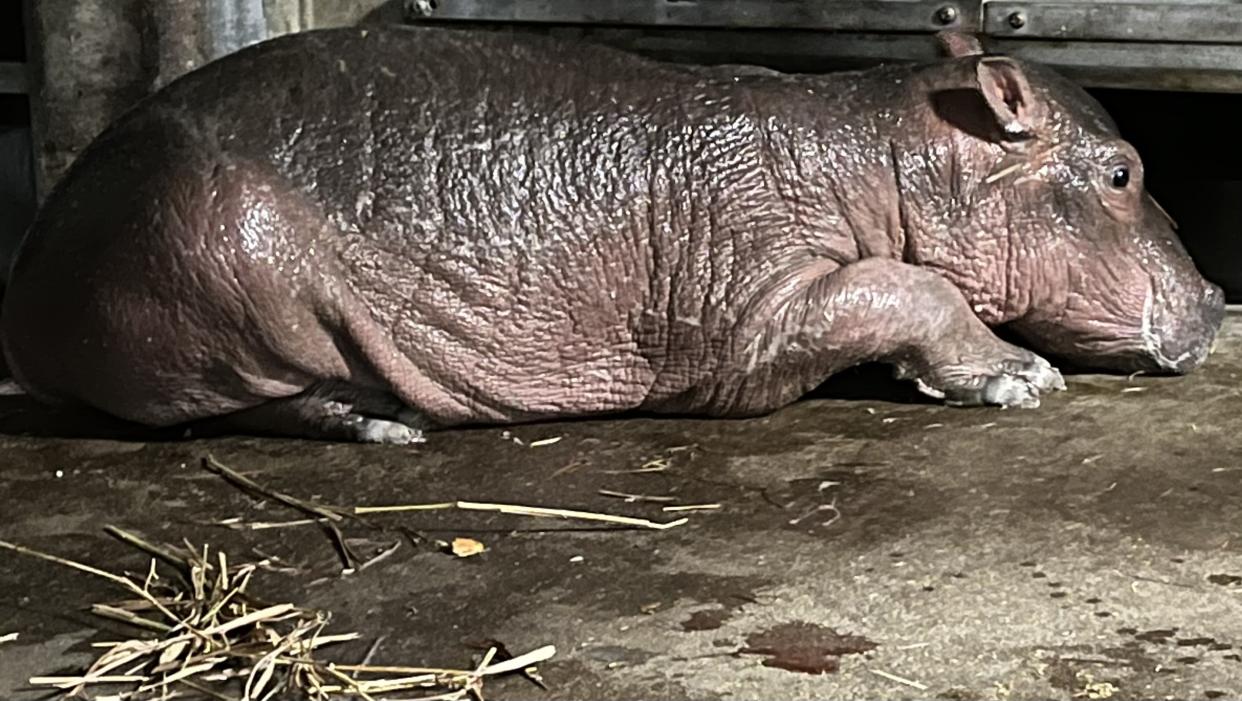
top-left (1140, 285), bottom-right (1195, 372)
top-left (1139, 280), bottom-right (1225, 374)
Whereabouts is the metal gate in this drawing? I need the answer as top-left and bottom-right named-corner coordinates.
top-left (405, 0), bottom-right (1242, 92)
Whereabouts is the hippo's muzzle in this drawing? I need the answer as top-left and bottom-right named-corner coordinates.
top-left (1143, 280), bottom-right (1225, 374)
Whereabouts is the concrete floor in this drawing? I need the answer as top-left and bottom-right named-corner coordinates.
top-left (3, 315), bottom-right (1242, 700)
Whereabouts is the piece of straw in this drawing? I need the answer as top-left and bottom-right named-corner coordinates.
top-left (869, 668), bottom-right (929, 691)
top-left (597, 489), bottom-right (677, 503)
top-left (354, 500), bottom-right (687, 530)
top-left (662, 503), bottom-right (721, 512)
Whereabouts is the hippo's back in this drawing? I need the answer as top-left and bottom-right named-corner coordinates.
top-left (2, 27), bottom-right (826, 425)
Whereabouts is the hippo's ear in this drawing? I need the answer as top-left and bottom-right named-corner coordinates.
top-left (975, 57), bottom-right (1043, 140)
top-left (937, 31), bottom-right (985, 58)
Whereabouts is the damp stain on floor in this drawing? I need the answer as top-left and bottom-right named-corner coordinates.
top-left (738, 622), bottom-right (878, 674)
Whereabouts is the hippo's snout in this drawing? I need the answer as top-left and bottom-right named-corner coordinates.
top-left (1145, 280), bottom-right (1225, 374)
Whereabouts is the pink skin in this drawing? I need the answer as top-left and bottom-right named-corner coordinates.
top-left (0, 28), bottom-right (1222, 443)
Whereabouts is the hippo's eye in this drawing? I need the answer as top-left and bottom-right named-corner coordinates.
top-left (1111, 165), bottom-right (1131, 189)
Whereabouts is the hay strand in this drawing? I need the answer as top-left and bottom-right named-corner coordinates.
top-left (353, 500), bottom-right (687, 530)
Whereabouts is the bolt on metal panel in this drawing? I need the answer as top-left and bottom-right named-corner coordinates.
top-left (407, 0), bottom-right (980, 32)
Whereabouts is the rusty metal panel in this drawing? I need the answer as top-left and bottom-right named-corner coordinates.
top-left (408, 0), bottom-right (979, 33)
top-left (984, 2), bottom-right (1242, 44)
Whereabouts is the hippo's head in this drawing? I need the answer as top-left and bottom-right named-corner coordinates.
top-left (895, 34), bottom-right (1224, 374)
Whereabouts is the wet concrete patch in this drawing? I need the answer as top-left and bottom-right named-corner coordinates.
top-left (1124, 627), bottom-right (1235, 655)
top-left (681, 608), bottom-right (731, 632)
top-left (1041, 626), bottom-right (1242, 696)
top-left (739, 622), bottom-right (877, 674)
top-left (1041, 641), bottom-right (1159, 698)
top-left (1179, 637), bottom-right (1222, 647)
top-left (1135, 629), bottom-right (1178, 643)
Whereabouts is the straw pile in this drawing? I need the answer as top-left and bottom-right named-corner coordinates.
top-left (1, 531), bottom-right (553, 701)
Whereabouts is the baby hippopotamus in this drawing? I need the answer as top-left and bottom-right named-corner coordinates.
top-left (0, 27), bottom-right (1224, 443)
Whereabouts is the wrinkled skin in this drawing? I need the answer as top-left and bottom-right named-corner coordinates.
top-left (0, 27), bottom-right (1224, 443)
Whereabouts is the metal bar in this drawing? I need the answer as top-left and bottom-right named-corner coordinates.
top-left (581, 28), bottom-right (939, 65)
top-left (410, 0), bottom-right (979, 33)
top-left (553, 27), bottom-right (1242, 93)
top-left (994, 38), bottom-right (1242, 92)
top-left (0, 62), bottom-right (26, 95)
top-left (984, 2), bottom-right (1242, 44)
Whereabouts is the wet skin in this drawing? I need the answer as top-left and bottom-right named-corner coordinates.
top-left (0, 29), bottom-right (1224, 443)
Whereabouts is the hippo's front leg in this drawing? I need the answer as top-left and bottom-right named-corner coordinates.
top-left (694, 258), bottom-right (1066, 415)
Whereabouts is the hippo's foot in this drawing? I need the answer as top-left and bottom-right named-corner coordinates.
top-left (320, 400), bottom-right (428, 445)
top-left (189, 384), bottom-right (430, 444)
top-left (896, 346), bottom-right (1066, 409)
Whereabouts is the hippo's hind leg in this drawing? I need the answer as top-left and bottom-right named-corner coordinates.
top-left (672, 257), bottom-right (1065, 415)
top-left (190, 382), bottom-right (430, 444)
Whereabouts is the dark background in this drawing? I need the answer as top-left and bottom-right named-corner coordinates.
top-left (1094, 89), bottom-right (1241, 300)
